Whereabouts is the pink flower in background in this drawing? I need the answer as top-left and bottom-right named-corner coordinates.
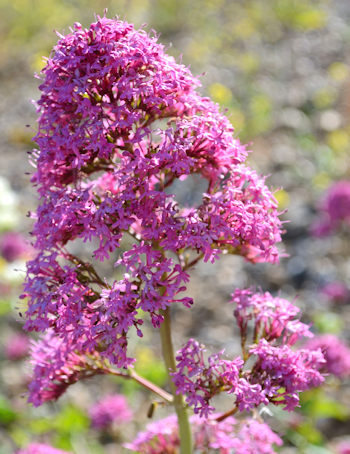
top-left (0, 232), bottom-right (33, 262)
top-left (124, 414), bottom-right (179, 453)
top-left (336, 440), bottom-right (350, 454)
top-left (321, 281), bottom-right (349, 304)
top-left (4, 333), bottom-right (30, 360)
top-left (125, 414), bottom-right (282, 453)
top-left (312, 181), bottom-right (350, 236)
top-left (16, 443), bottom-right (71, 454)
top-left (89, 394), bottom-right (132, 429)
top-left (305, 334), bottom-right (350, 378)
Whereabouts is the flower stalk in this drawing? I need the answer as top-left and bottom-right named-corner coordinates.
top-left (160, 307), bottom-right (192, 454)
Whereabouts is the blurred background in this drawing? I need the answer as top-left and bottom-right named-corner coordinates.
top-left (0, 0), bottom-right (350, 452)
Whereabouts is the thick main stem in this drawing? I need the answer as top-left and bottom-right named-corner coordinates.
top-left (160, 307), bottom-right (192, 454)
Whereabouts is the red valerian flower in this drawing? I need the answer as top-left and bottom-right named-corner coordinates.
top-left (23, 16), bottom-right (283, 381)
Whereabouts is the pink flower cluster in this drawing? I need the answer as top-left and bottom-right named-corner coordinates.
top-left (172, 339), bottom-right (244, 416)
top-left (305, 334), bottom-right (350, 379)
top-left (0, 232), bottom-right (33, 262)
top-left (28, 330), bottom-right (107, 406)
top-left (172, 290), bottom-right (325, 415)
top-left (250, 339), bottom-right (325, 410)
top-left (23, 16), bottom-right (282, 382)
top-left (336, 440), bottom-right (350, 454)
top-left (312, 180), bottom-right (350, 236)
top-left (89, 394), bottom-right (132, 429)
top-left (4, 333), bottom-right (30, 360)
top-left (16, 444), bottom-right (71, 454)
top-left (321, 281), bottom-right (349, 304)
top-left (124, 414), bottom-right (282, 454)
top-left (232, 288), bottom-right (313, 346)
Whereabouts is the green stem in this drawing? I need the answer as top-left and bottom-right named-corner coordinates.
top-left (160, 307), bottom-right (193, 454)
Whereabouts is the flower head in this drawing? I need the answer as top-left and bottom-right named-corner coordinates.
top-left (125, 414), bottom-right (282, 453)
top-left (89, 394), bottom-right (132, 429)
top-left (312, 180), bottom-right (350, 236)
top-left (335, 440), bottom-right (350, 454)
top-left (0, 232), bottom-right (33, 262)
top-left (231, 289), bottom-right (312, 346)
top-left (172, 290), bottom-right (325, 415)
top-left (304, 334), bottom-right (350, 379)
top-left (28, 330), bottom-right (107, 406)
top-left (321, 281), bottom-right (349, 304)
top-left (250, 339), bottom-right (325, 410)
top-left (171, 338), bottom-right (244, 416)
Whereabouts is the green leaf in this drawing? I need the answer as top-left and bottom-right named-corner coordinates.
top-left (0, 299), bottom-right (12, 316)
top-left (29, 417), bottom-right (53, 434)
top-left (53, 404), bottom-right (89, 434)
top-left (312, 312), bottom-right (343, 334)
top-left (301, 389), bottom-right (349, 420)
top-left (134, 347), bottom-right (167, 387)
top-left (304, 446), bottom-right (333, 454)
top-left (0, 395), bottom-right (17, 425)
top-left (296, 421), bottom-right (323, 445)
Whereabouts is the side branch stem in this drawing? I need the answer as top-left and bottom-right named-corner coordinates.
top-left (129, 370), bottom-right (173, 403)
top-left (215, 405), bottom-right (238, 422)
top-left (105, 368), bottom-right (173, 403)
top-left (159, 307), bottom-right (192, 454)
